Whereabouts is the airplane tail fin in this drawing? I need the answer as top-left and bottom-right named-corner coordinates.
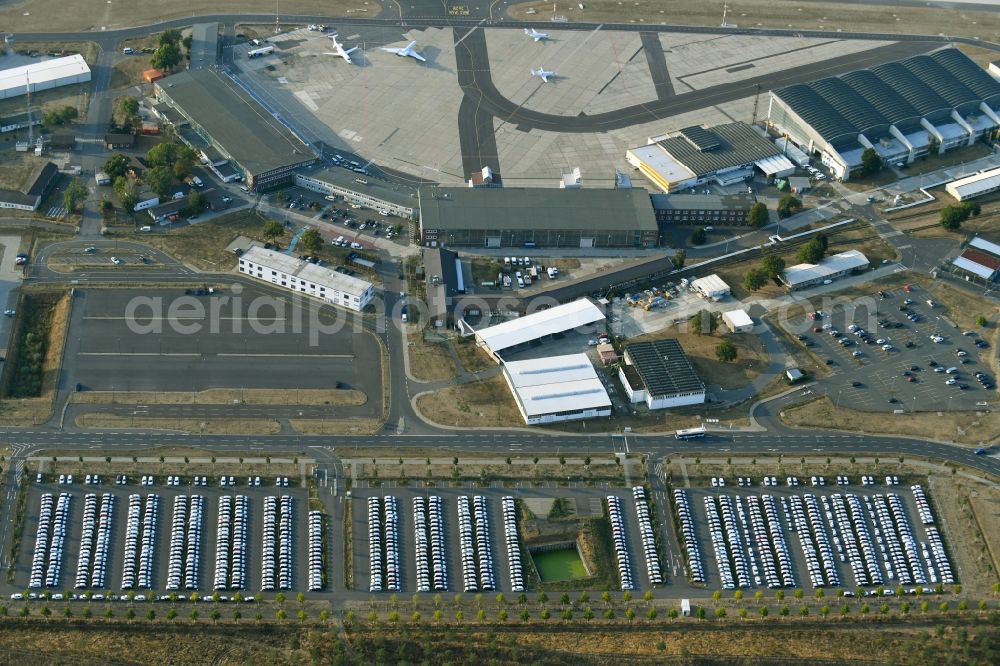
top-left (405, 40), bottom-right (417, 51)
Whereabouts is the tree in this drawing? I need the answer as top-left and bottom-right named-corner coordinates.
top-left (151, 42), bottom-right (181, 71)
top-left (300, 228), bottom-right (324, 253)
top-left (672, 249), bottom-right (686, 269)
top-left (104, 153), bottom-right (130, 181)
top-left (716, 339), bottom-right (737, 362)
top-left (777, 195), bottom-right (802, 219)
top-left (166, 608), bottom-right (177, 621)
top-left (147, 143), bottom-right (179, 168)
top-left (113, 176), bottom-right (139, 217)
top-left (185, 190), bottom-right (206, 216)
top-left (761, 254), bottom-right (786, 279)
top-left (647, 607), bottom-right (658, 620)
top-left (182, 35), bottom-right (193, 52)
top-left (277, 609), bottom-right (288, 622)
top-left (859, 147), bottom-right (882, 177)
top-left (604, 608), bottom-right (615, 620)
top-left (144, 165), bottom-right (175, 198)
top-left (690, 309), bottom-right (715, 335)
top-left (172, 147), bottom-right (198, 180)
top-left (796, 236), bottom-right (826, 264)
top-left (748, 201), bottom-right (769, 228)
top-left (625, 607), bottom-right (635, 623)
top-left (63, 177), bottom-right (88, 213)
top-left (976, 314), bottom-right (988, 328)
top-left (113, 96), bottom-right (140, 130)
top-left (262, 220), bottom-right (284, 242)
top-left (940, 204), bottom-right (967, 231)
top-left (298, 610), bottom-right (308, 622)
top-left (126, 608), bottom-right (136, 622)
top-left (743, 267), bottom-right (769, 292)
top-left (146, 609), bottom-right (156, 621)
top-left (539, 608), bottom-right (549, 620)
top-left (690, 227), bottom-right (707, 245)
top-left (160, 29), bottom-right (183, 47)
top-left (43, 105), bottom-right (78, 126)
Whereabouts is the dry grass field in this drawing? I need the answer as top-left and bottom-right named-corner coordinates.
top-left (290, 417), bottom-right (383, 435)
top-left (416, 375), bottom-right (523, 428)
top-left (407, 328), bottom-right (459, 382)
top-left (74, 413), bottom-right (282, 434)
top-left (509, 0), bottom-right (1000, 42)
top-left (70, 387), bottom-right (366, 407)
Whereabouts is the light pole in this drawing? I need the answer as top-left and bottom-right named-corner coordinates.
top-left (947, 395), bottom-right (954, 413)
top-left (836, 388), bottom-right (844, 409)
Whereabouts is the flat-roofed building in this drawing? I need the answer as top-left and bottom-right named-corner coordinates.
top-left (474, 298), bottom-right (605, 361)
top-left (620, 339), bottom-right (705, 410)
top-left (945, 167), bottom-right (1000, 201)
top-left (0, 54), bottom-right (91, 100)
top-left (237, 246), bottom-right (375, 311)
top-left (781, 249), bottom-right (870, 291)
top-left (154, 69), bottom-right (316, 190)
top-left (296, 166), bottom-right (417, 219)
top-left (502, 353), bottom-right (612, 425)
top-left (722, 309), bottom-right (754, 333)
top-left (418, 186), bottom-right (659, 249)
top-left (626, 122), bottom-right (792, 193)
top-left (769, 48), bottom-right (1000, 180)
top-left (650, 193), bottom-right (755, 226)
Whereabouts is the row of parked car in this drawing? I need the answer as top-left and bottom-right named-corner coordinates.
top-left (412, 497), bottom-right (447, 593)
top-left (786, 495), bottom-right (841, 588)
top-left (30, 493), bottom-right (71, 588)
top-left (500, 497), bottom-right (524, 593)
top-left (827, 493), bottom-right (882, 588)
top-left (213, 496), bottom-right (247, 591)
top-left (261, 495), bottom-right (294, 592)
top-left (873, 493), bottom-right (925, 586)
top-left (165, 495), bottom-right (205, 591)
top-left (121, 494), bottom-right (157, 590)
top-left (472, 496), bottom-right (496, 591)
top-left (72, 493), bottom-right (114, 590)
top-left (631, 487), bottom-right (662, 586)
top-left (607, 495), bottom-right (635, 591)
top-left (758, 495), bottom-right (797, 588)
top-left (923, 525), bottom-right (954, 585)
top-left (307, 511), bottom-right (324, 592)
top-left (673, 490), bottom-right (706, 584)
top-left (367, 496), bottom-right (400, 592)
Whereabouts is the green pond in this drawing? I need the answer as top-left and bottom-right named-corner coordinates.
top-left (532, 548), bottom-right (588, 582)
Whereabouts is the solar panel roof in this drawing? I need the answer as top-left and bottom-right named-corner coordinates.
top-left (624, 339), bottom-right (704, 397)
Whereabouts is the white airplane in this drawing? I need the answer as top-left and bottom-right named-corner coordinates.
top-left (524, 28), bottom-right (550, 42)
top-left (379, 40), bottom-right (426, 62)
top-left (530, 67), bottom-right (556, 83)
top-left (323, 34), bottom-right (359, 64)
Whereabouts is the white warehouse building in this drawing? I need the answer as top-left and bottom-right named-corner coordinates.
top-left (945, 167), bottom-right (1000, 201)
top-left (237, 246), bottom-right (375, 311)
top-left (473, 298), bottom-right (605, 361)
top-left (502, 354), bottom-right (612, 425)
top-left (0, 54), bottom-right (91, 100)
top-left (691, 274), bottom-right (730, 300)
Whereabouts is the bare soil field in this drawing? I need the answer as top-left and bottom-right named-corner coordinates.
top-left (407, 328), bottom-right (459, 382)
top-left (928, 475), bottom-right (999, 591)
top-left (415, 375), bottom-right (522, 428)
top-left (780, 395), bottom-right (1000, 446)
top-left (70, 387), bottom-right (366, 407)
top-left (289, 417), bottom-right (383, 435)
top-left (453, 337), bottom-right (496, 374)
top-left (509, 0), bottom-right (1000, 42)
top-left (74, 413), bottom-right (282, 434)
top-left (633, 329), bottom-right (768, 390)
top-left (0, 0), bottom-right (375, 32)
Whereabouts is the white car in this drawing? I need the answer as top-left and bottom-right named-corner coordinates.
top-left (111, 256), bottom-right (123, 265)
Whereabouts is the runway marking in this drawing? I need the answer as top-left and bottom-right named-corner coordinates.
top-left (452, 18), bottom-right (489, 49)
top-left (217, 353), bottom-right (354, 358)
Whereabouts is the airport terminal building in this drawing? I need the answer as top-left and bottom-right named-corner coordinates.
top-left (418, 186), bottom-right (659, 249)
top-left (154, 69), bottom-right (316, 190)
top-left (768, 48), bottom-right (1000, 181)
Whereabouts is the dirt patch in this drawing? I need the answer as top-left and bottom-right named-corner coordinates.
top-left (453, 338), bottom-right (496, 374)
top-left (289, 418), bottom-right (383, 435)
top-left (780, 396), bottom-right (1000, 446)
top-left (110, 56), bottom-right (155, 89)
top-left (929, 476), bottom-right (999, 592)
top-left (634, 330), bottom-right (768, 390)
top-left (509, 0), bottom-right (1000, 42)
top-left (407, 328), bottom-right (458, 382)
top-left (416, 375), bottom-right (522, 428)
top-left (74, 413), bottom-right (281, 434)
top-left (70, 387), bottom-right (366, 407)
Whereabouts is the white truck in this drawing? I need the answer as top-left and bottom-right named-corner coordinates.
top-left (247, 45), bottom-right (275, 58)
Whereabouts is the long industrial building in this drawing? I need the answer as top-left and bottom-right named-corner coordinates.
top-left (297, 167), bottom-right (417, 219)
top-left (768, 48), bottom-right (1000, 181)
top-left (154, 69), bottom-right (316, 190)
top-left (474, 298), bottom-right (605, 361)
top-left (626, 122), bottom-right (794, 193)
top-left (237, 246), bottom-right (375, 311)
top-left (0, 54), bottom-right (91, 100)
top-left (418, 186), bottom-right (659, 249)
top-left (945, 167), bottom-right (1000, 201)
top-left (502, 354), bottom-right (612, 425)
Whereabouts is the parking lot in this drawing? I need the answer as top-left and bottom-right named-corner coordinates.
top-left (67, 288), bottom-right (381, 397)
top-left (16, 474), bottom-right (323, 598)
top-left (783, 284), bottom-right (995, 411)
top-left (674, 474), bottom-right (955, 593)
top-left (351, 486), bottom-right (665, 594)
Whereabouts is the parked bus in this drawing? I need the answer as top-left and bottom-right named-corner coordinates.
top-left (675, 426), bottom-right (707, 440)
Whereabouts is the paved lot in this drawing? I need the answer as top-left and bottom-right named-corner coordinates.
top-left (678, 475), bottom-right (953, 592)
top-left (15, 477), bottom-right (318, 597)
top-left (784, 285), bottom-right (994, 412)
top-left (65, 288), bottom-right (381, 394)
top-left (350, 486), bottom-right (661, 595)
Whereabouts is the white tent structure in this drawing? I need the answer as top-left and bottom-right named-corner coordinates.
top-left (474, 298), bottom-right (605, 359)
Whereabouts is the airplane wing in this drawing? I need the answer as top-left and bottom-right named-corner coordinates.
top-left (409, 51), bottom-right (426, 62)
top-left (404, 41), bottom-right (418, 51)
top-left (539, 73), bottom-right (550, 82)
top-left (344, 47), bottom-right (359, 55)
top-left (380, 47), bottom-right (403, 55)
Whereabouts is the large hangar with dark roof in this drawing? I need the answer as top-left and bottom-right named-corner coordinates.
top-left (768, 48), bottom-right (1000, 181)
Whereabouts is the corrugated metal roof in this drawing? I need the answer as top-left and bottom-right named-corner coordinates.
top-left (691, 274), bottom-right (730, 296)
top-left (0, 54), bottom-right (90, 97)
top-left (781, 250), bottom-right (870, 287)
top-left (946, 167), bottom-right (1000, 199)
top-left (723, 309), bottom-right (753, 328)
top-left (624, 339), bottom-right (704, 398)
top-left (475, 299), bottom-right (605, 354)
top-left (969, 236), bottom-right (1000, 257)
top-left (952, 256), bottom-right (997, 280)
top-left (652, 122), bottom-right (782, 179)
top-left (503, 354), bottom-right (611, 418)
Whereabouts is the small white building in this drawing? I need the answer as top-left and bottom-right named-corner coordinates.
top-left (945, 167), bottom-right (1000, 201)
top-left (722, 309), bottom-right (753, 333)
top-left (691, 274), bottom-right (730, 300)
top-left (781, 250), bottom-right (870, 291)
top-left (237, 246), bottom-right (375, 311)
top-left (501, 354), bottom-right (612, 425)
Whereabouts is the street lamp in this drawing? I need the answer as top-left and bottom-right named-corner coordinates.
top-left (836, 388), bottom-right (844, 408)
top-left (947, 395), bottom-right (954, 413)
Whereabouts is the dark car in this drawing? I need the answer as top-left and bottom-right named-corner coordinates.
top-left (851, 381), bottom-right (862, 388)
top-left (888, 398), bottom-right (898, 404)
